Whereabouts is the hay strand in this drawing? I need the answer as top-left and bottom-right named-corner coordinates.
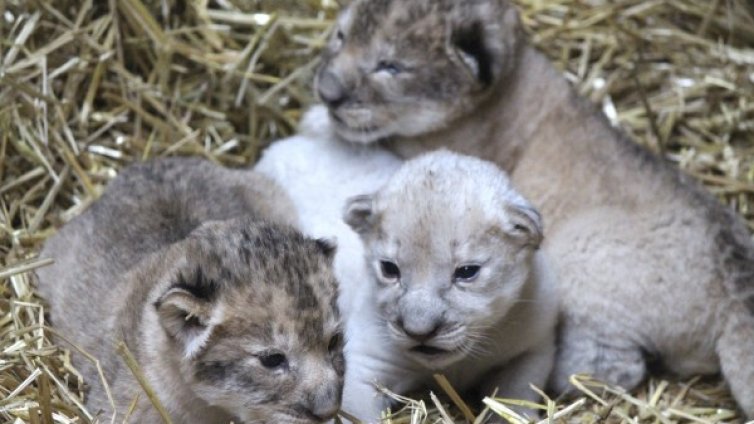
top-left (115, 342), bottom-right (173, 424)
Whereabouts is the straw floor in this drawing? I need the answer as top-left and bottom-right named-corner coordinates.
top-left (1, 0), bottom-right (752, 422)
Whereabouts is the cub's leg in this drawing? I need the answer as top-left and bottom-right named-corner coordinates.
top-left (549, 317), bottom-right (647, 394)
top-left (717, 302), bottom-right (754, 418)
top-left (339, 374), bottom-right (387, 423)
top-left (545, 208), bottom-right (710, 396)
top-left (339, 342), bottom-right (421, 423)
top-left (479, 339), bottom-right (555, 421)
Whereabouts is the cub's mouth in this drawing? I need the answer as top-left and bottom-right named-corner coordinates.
top-left (407, 344), bottom-right (467, 368)
top-left (328, 111), bottom-right (390, 143)
top-left (410, 345), bottom-right (452, 356)
top-left (329, 112), bottom-right (380, 133)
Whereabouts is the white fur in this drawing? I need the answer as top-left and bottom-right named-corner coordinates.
top-left (184, 304), bottom-right (226, 359)
top-left (254, 105), bottom-right (402, 316)
top-left (184, 325), bottom-right (213, 359)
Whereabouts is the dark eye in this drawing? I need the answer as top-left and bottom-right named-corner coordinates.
top-left (375, 60), bottom-right (403, 75)
top-left (379, 260), bottom-right (401, 281)
top-left (328, 333), bottom-right (343, 353)
top-left (336, 29), bottom-right (345, 41)
top-left (259, 353), bottom-right (288, 369)
top-left (454, 265), bottom-right (481, 282)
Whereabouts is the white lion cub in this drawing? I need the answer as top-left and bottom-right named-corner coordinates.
top-left (341, 150), bottom-right (558, 421)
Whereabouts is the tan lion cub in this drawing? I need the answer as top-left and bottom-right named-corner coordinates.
top-left (342, 150), bottom-right (557, 421)
top-left (316, 0), bottom-right (754, 416)
top-left (37, 158), bottom-right (345, 423)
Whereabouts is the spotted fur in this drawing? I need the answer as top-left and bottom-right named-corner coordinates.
top-left (37, 158), bottom-right (344, 423)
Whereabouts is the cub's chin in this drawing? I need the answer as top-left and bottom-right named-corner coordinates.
top-left (272, 413), bottom-right (326, 424)
top-left (266, 408), bottom-right (328, 424)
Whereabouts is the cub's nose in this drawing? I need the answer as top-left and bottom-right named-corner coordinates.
top-left (397, 317), bottom-right (442, 343)
top-left (305, 404), bottom-right (339, 422)
top-left (317, 70), bottom-right (347, 108)
top-left (305, 382), bottom-right (341, 422)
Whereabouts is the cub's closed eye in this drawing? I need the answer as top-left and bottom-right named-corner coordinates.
top-left (454, 265), bottom-right (481, 281)
top-left (259, 352), bottom-right (288, 369)
top-left (375, 60), bottom-right (404, 75)
top-left (379, 260), bottom-right (401, 281)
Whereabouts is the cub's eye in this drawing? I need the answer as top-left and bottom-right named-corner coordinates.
top-left (379, 260), bottom-right (401, 282)
top-left (375, 60), bottom-right (404, 76)
top-left (328, 333), bottom-right (343, 353)
top-left (259, 352), bottom-right (288, 369)
top-left (454, 265), bottom-right (481, 282)
top-left (332, 29), bottom-right (345, 50)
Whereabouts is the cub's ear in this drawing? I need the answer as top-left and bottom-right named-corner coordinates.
top-left (343, 194), bottom-right (376, 235)
top-left (451, 21), bottom-right (494, 86)
top-left (316, 237), bottom-right (338, 260)
top-left (503, 203), bottom-right (543, 248)
top-left (155, 284), bottom-right (216, 358)
top-left (448, 1), bottom-right (523, 85)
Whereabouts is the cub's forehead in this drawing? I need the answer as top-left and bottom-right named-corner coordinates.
top-left (209, 314), bottom-right (340, 356)
top-left (187, 220), bottom-right (341, 344)
top-left (344, 0), bottom-right (453, 42)
top-left (222, 246), bottom-right (341, 322)
top-left (379, 151), bottom-right (516, 213)
top-left (378, 199), bottom-right (495, 245)
top-left (191, 220), bottom-right (337, 287)
top-left (221, 281), bottom-right (341, 349)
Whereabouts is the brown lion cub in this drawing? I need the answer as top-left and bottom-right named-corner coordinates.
top-left (316, 0), bottom-right (754, 417)
top-left (37, 158), bottom-right (345, 423)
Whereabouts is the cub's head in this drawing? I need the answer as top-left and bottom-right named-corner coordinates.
top-left (151, 219), bottom-right (344, 423)
top-left (344, 151), bottom-right (542, 369)
top-left (316, 0), bottom-right (523, 143)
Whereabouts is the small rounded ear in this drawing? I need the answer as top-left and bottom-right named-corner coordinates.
top-left (450, 21), bottom-right (494, 85)
top-left (343, 194), bottom-right (376, 235)
top-left (316, 237), bottom-right (338, 259)
top-left (447, 2), bottom-right (523, 86)
top-left (155, 287), bottom-right (215, 358)
top-left (504, 203), bottom-right (544, 248)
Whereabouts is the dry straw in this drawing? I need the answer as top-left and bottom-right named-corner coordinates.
top-left (0, 0), bottom-right (752, 422)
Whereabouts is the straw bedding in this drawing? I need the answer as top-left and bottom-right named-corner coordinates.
top-left (0, 0), bottom-right (752, 422)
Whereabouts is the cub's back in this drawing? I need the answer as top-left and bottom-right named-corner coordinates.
top-left (37, 157), bottom-right (296, 352)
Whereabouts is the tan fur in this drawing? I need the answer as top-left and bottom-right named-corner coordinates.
top-left (317, 0), bottom-right (754, 417)
top-left (37, 158), bottom-right (344, 423)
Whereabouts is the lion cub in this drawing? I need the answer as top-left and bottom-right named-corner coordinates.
top-left (37, 158), bottom-right (345, 423)
top-left (342, 150), bottom-right (557, 421)
top-left (317, 0), bottom-right (754, 416)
